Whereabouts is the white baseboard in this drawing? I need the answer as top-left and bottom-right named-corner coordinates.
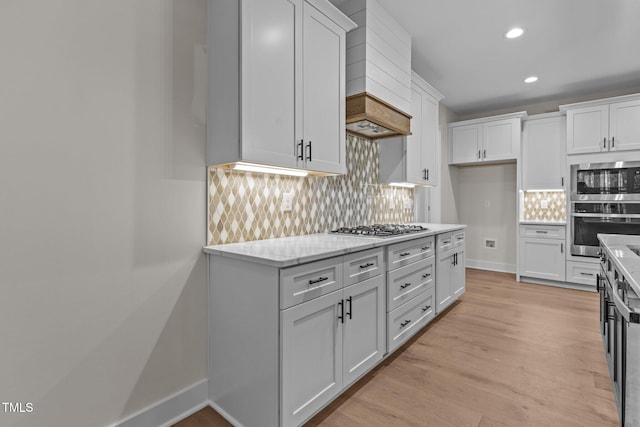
top-left (112, 379), bottom-right (208, 427)
top-left (519, 276), bottom-right (596, 292)
top-left (209, 400), bottom-right (244, 426)
top-left (465, 259), bottom-right (516, 274)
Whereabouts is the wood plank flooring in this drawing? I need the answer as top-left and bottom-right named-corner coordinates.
top-left (174, 268), bottom-right (618, 427)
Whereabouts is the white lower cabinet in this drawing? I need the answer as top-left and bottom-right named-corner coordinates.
top-left (281, 274), bottom-right (384, 426)
top-left (387, 287), bottom-right (434, 352)
top-left (566, 260), bottom-right (599, 287)
top-left (518, 225), bottom-right (566, 282)
top-left (435, 231), bottom-right (466, 313)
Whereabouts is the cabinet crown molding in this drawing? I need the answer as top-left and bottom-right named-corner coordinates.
top-left (448, 111), bottom-right (527, 128)
top-left (559, 92), bottom-right (640, 112)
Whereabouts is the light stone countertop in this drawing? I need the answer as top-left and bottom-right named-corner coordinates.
top-left (519, 220), bottom-right (566, 225)
top-left (598, 234), bottom-right (640, 296)
top-left (204, 223), bottom-right (466, 267)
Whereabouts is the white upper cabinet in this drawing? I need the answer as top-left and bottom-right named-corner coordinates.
top-left (379, 71), bottom-right (444, 186)
top-left (208, 0), bottom-right (356, 175)
top-left (448, 112), bottom-right (526, 165)
top-left (562, 94), bottom-right (640, 155)
top-left (522, 114), bottom-right (566, 190)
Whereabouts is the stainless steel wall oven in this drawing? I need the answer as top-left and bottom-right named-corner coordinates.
top-left (570, 161), bottom-right (640, 257)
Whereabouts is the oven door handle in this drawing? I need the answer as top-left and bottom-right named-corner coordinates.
top-left (571, 213), bottom-right (640, 219)
top-left (610, 278), bottom-right (640, 324)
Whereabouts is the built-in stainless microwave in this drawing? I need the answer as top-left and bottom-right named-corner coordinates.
top-left (570, 161), bottom-right (640, 257)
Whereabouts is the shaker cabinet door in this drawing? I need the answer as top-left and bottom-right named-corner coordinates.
top-left (566, 105), bottom-right (609, 154)
top-left (609, 98), bottom-right (640, 152)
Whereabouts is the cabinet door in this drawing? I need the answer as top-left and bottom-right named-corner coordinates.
top-left (522, 116), bottom-right (566, 190)
top-left (241, 0), bottom-right (300, 168)
top-left (566, 105), bottom-right (609, 154)
top-left (406, 85), bottom-right (424, 184)
top-left (609, 99), bottom-right (640, 152)
top-left (281, 290), bottom-right (343, 427)
top-left (519, 238), bottom-right (566, 281)
top-left (450, 124), bottom-right (481, 164)
top-left (483, 118), bottom-right (519, 161)
top-left (342, 275), bottom-right (385, 387)
top-left (452, 250), bottom-right (466, 298)
top-left (435, 251), bottom-right (453, 313)
top-left (302, 3), bottom-right (346, 174)
top-left (421, 91), bottom-right (440, 186)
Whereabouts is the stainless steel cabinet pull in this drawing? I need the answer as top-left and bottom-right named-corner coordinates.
top-left (359, 262), bottom-right (374, 269)
top-left (346, 296), bottom-right (352, 320)
top-left (297, 139), bottom-right (304, 160)
top-left (422, 305), bottom-right (431, 312)
top-left (400, 320), bottom-right (411, 328)
top-left (400, 283), bottom-right (412, 289)
top-left (338, 300), bottom-right (344, 323)
top-left (399, 252), bottom-right (411, 257)
top-left (309, 276), bottom-right (329, 285)
top-left (580, 272), bottom-right (594, 277)
top-left (535, 230), bottom-right (548, 234)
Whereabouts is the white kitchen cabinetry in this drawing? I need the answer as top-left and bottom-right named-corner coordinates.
top-left (566, 260), bottom-right (599, 287)
top-left (449, 112), bottom-right (526, 165)
top-left (519, 225), bottom-right (566, 282)
top-left (208, 0), bottom-right (356, 175)
top-left (435, 230), bottom-right (465, 313)
top-left (522, 114), bottom-right (566, 190)
top-left (562, 94), bottom-right (640, 155)
top-left (379, 71), bottom-right (444, 186)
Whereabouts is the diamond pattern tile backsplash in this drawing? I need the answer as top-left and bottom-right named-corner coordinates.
top-left (523, 191), bottom-right (566, 222)
top-left (208, 135), bottom-right (414, 245)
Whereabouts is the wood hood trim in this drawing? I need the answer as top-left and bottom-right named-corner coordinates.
top-left (346, 92), bottom-right (412, 139)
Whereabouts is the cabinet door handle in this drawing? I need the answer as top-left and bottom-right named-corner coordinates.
top-left (451, 255), bottom-right (456, 266)
top-left (306, 141), bottom-right (312, 162)
top-left (421, 246), bottom-right (430, 251)
top-left (535, 230), bottom-right (548, 234)
top-left (478, 150), bottom-right (481, 160)
top-left (483, 149), bottom-right (486, 159)
top-left (580, 272), bottom-right (594, 277)
top-left (359, 262), bottom-right (374, 269)
top-left (400, 282), bottom-right (412, 289)
top-left (561, 177), bottom-right (564, 187)
top-left (443, 240), bottom-right (451, 245)
top-left (297, 139), bottom-right (304, 160)
top-left (399, 252), bottom-right (411, 257)
top-left (603, 137), bottom-right (607, 148)
top-left (309, 276), bottom-right (329, 285)
top-left (612, 136), bottom-right (615, 148)
top-left (560, 243), bottom-right (564, 253)
top-left (346, 296), bottom-right (352, 319)
top-left (400, 320), bottom-right (411, 328)
top-left (338, 299), bottom-right (344, 323)
top-left (422, 273), bottom-right (431, 279)
top-left (422, 305), bottom-right (431, 312)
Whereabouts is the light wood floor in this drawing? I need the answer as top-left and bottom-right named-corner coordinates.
top-left (174, 269), bottom-right (618, 427)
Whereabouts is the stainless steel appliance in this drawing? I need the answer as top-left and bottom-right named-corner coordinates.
top-left (570, 161), bottom-right (640, 257)
top-left (331, 224), bottom-right (427, 237)
top-left (598, 248), bottom-right (640, 426)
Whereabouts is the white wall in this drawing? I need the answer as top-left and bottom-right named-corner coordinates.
top-left (438, 104), bottom-right (459, 224)
top-left (0, 1), bottom-right (208, 426)
top-left (456, 164), bottom-right (517, 272)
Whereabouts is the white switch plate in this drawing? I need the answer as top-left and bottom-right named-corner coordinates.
top-left (483, 200), bottom-right (490, 208)
top-left (541, 199), bottom-right (548, 209)
top-left (281, 192), bottom-right (293, 212)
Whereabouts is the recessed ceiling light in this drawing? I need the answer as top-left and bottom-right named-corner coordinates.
top-left (524, 76), bottom-right (538, 83)
top-left (505, 27), bottom-right (524, 39)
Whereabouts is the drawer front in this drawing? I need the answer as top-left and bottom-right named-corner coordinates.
top-left (566, 260), bottom-right (599, 287)
top-left (519, 224), bottom-right (566, 239)
top-left (387, 236), bottom-right (434, 270)
top-left (344, 248), bottom-right (384, 286)
top-left (387, 288), bottom-right (435, 353)
top-left (436, 232), bottom-right (453, 252)
top-left (387, 257), bottom-right (434, 311)
top-left (280, 257), bottom-right (343, 309)
top-left (452, 230), bottom-right (465, 248)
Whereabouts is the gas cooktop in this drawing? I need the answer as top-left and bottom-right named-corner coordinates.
top-left (331, 224), bottom-right (427, 237)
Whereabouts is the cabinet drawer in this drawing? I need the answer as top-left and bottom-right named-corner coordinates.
top-left (566, 260), bottom-right (599, 286)
top-left (436, 232), bottom-right (453, 252)
top-left (387, 257), bottom-right (434, 311)
top-left (452, 230), bottom-right (465, 248)
top-left (280, 257), bottom-right (343, 309)
top-left (387, 288), bottom-right (435, 353)
top-left (519, 224), bottom-right (566, 239)
top-left (387, 236), bottom-right (434, 270)
top-left (344, 248), bottom-right (384, 286)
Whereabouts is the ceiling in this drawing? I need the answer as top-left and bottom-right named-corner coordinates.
top-left (333, 0), bottom-right (640, 116)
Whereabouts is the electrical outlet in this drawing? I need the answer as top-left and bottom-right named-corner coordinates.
top-left (541, 199), bottom-right (549, 209)
top-left (403, 197), bottom-right (412, 210)
top-left (281, 192), bottom-right (293, 212)
top-left (485, 239), bottom-right (496, 249)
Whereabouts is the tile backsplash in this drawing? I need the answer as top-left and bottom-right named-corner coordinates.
top-left (522, 190), bottom-right (566, 222)
top-left (207, 135), bottom-right (414, 245)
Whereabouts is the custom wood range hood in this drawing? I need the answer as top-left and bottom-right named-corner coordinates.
top-left (346, 92), bottom-right (412, 139)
